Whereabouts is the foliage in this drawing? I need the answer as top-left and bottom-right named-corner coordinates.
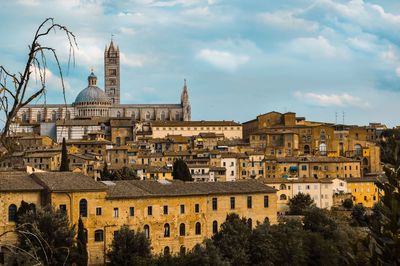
top-left (60, 137), bottom-right (69, 172)
top-left (15, 200), bottom-right (36, 224)
top-left (72, 218), bottom-right (88, 266)
top-left (379, 129), bottom-right (400, 166)
top-left (172, 159), bottom-right (193, 182)
top-left (107, 225), bottom-right (152, 266)
top-left (101, 165), bottom-right (138, 181)
top-left (351, 204), bottom-right (368, 227)
top-left (288, 193), bottom-right (315, 215)
top-left (342, 198), bottom-right (354, 210)
top-left (369, 166), bottom-right (400, 265)
top-left (14, 205), bottom-right (75, 265)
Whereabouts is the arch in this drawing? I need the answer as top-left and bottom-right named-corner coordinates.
top-left (304, 145), bottom-right (310, 154)
top-left (51, 110), bottom-right (57, 121)
top-left (160, 111), bottom-right (166, 121)
top-left (319, 143), bottom-right (327, 156)
top-left (117, 111), bottom-right (121, 118)
top-left (362, 157), bottom-right (369, 166)
top-left (212, 220), bottom-right (218, 234)
top-left (247, 218), bottom-right (252, 229)
top-left (279, 184), bottom-right (287, 190)
top-left (179, 223), bottom-right (185, 236)
top-left (145, 111), bottom-right (151, 121)
top-left (339, 142), bottom-right (344, 156)
top-left (79, 199), bottom-right (88, 217)
top-left (116, 137), bottom-right (121, 146)
top-left (131, 112), bottom-right (136, 120)
top-left (22, 112), bottom-right (27, 122)
top-left (175, 112), bottom-right (180, 121)
top-left (180, 246), bottom-right (186, 255)
top-left (144, 225), bottom-right (150, 239)
top-left (66, 111), bottom-right (71, 120)
top-left (164, 223), bottom-right (170, 237)
top-left (195, 222), bottom-right (201, 235)
top-left (36, 112), bottom-right (42, 122)
top-left (164, 246), bottom-right (170, 256)
top-left (8, 204), bottom-right (17, 222)
top-left (320, 130), bottom-right (326, 142)
top-left (280, 194), bottom-right (287, 200)
top-left (354, 144), bottom-right (362, 156)
top-left (94, 230), bottom-right (104, 242)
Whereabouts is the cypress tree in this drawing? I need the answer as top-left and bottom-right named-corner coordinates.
top-left (74, 218), bottom-right (88, 266)
top-left (172, 159), bottom-right (193, 182)
top-left (60, 137), bottom-right (69, 172)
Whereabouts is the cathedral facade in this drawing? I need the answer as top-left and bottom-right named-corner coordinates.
top-left (12, 41), bottom-right (191, 141)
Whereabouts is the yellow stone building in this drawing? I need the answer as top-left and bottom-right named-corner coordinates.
top-left (0, 172), bottom-right (277, 265)
top-left (346, 176), bottom-right (383, 208)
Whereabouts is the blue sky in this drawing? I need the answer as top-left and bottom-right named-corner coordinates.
top-left (1, 0), bottom-right (400, 126)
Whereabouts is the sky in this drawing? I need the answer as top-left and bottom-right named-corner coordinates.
top-left (1, 0), bottom-right (400, 126)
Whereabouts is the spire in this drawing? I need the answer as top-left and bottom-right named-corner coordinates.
top-left (181, 79), bottom-right (191, 121)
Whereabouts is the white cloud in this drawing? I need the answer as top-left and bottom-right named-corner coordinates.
top-left (396, 67), bottom-right (400, 77)
top-left (197, 49), bottom-right (249, 71)
top-left (182, 7), bottom-right (210, 17)
top-left (120, 52), bottom-right (153, 67)
top-left (294, 91), bottom-right (370, 108)
top-left (119, 27), bottom-right (136, 35)
top-left (16, 0), bottom-right (39, 6)
top-left (258, 11), bottom-right (319, 32)
top-left (288, 36), bottom-right (348, 59)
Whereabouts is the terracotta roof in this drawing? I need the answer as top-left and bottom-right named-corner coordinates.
top-left (260, 177), bottom-right (333, 184)
top-left (152, 120), bottom-right (241, 127)
top-left (105, 179), bottom-right (276, 199)
top-left (110, 119), bottom-right (134, 127)
top-left (0, 172), bottom-right (43, 192)
top-left (264, 156), bottom-right (360, 163)
top-left (56, 118), bottom-right (108, 126)
top-left (32, 172), bottom-right (107, 192)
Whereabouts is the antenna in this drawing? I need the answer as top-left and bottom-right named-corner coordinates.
top-left (335, 112), bottom-right (337, 124)
top-left (342, 111), bottom-right (345, 125)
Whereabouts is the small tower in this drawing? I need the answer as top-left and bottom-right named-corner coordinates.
top-left (181, 79), bottom-right (191, 121)
top-left (104, 39), bottom-right (120, 104)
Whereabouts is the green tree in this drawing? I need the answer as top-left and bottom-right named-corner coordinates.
top-left (72, 218), bottom-right (88, 266)
top-left (107, 225), bottom-right (152, 266)
top-left (179, 240), bottom-right (229, 266)
top-left (172, 159), bottom-right (193, 182)
top-left (288, 193), bottom-right (315, 215)
top-left (212, 213), bottom-right (251, 266)
top-left (351, 204), bottom-right (368, 227)
top-left (60, 137), bottom-right (69, 172)
top-left (303, 207), bottom-right (337, 239)
top-left (100, 161), bottom-right (111, 180)
top-left (15, 200), bottom-right (36, 224)
top-left (342, 198), bottom-right (354, 210)
top-left (15, 205), bottom-right (75, 265)
top-left (369, 167), bottom-right (400, 265)
top-left (248, 219), bottom-right (278, 266)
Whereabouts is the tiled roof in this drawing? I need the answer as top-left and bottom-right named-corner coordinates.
top-left (0, 172), bottom-right (43, 192)
top-left (265, 156), bottom-right (360, 163)
top-left (32, 172), bottom-right (107, 192)
top-left (105, 179), bottom-right (276, 199)
top-left (151, 120), bottom-right (241, 127)
top-left (260, 177), bottom-right (333, 184)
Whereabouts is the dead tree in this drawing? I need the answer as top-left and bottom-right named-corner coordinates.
top-left (0, 18), bottom-right (77, 158)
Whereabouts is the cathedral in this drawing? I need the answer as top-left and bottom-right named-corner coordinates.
top-left (12, 40), bottom-right (191, 141)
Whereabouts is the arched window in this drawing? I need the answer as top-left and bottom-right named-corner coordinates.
top-left (180, 246), bottom-right (186, 255)
top-left (51, 111), bottom-right (57, 121)
top-left (8, 204), bottom-right (17, 222)
top-left (116, 137), bottom-right (121, 146)
top-left (280, 194), bottom-right (287, 200)
top-left (145, 111), bottom-right (151, 121)
top-left (117, 111), bottom-right (121, 118)
top-left (304, 145), bottom-right (310, 154)
top-left (175, 112), bottom-right (180, 121)
top-left (195, 222), bottom-right (201, 235)
top-left (319, 143), bottom-right (327, 156)
top-left (131, 112), bottom-right (136, 121)
top-left (164, 223), bottom-right (170, 237)
top-left (66, 111), bottom-right (71, 120)
top-left (247, 218), bottom-right (252, 229)
top-left (94, 230), bottom-right (104, 242)
top-left (279, 184), bottom-right (287, 190)
top-left (320, 130), bottom-right (326, 142)
top-left (79, 199), bottom-right (88, 217)
top-left (164, 246), bottom-right (170, 256)
top-left (160, 111), bottom-right (166, 121)
top-left (212, 220), bottom-right (218, 234)
top-left (179, 223), bottom-right (185, 236)
top-left (36, 112), bottom-right (42, 122)
top-left (144, 225), bottom-right (150, 239)
top-left (22, 112), bottom-right (27, 122)
top-left (354, 144), bottom-right (362, 156)
top-left (339, 142), bottom-right (344, 156)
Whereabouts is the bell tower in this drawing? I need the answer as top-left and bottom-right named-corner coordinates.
top-left (104, 39), bottom-right (120, 104)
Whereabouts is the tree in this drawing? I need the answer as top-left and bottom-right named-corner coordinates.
top-left (172, 159), bottom-right (193, 182)
top-left (212, 213), bottom-right (251, 266)
top-left (0, 18), bottom-right (76, 158)
top-left (101, 165), bottom-right (138, 181)
top-left (369, 166), bottom-right (400, 265)
top-left (351, 204), bottom-right (368, 227)
top-left (100, 161), bottom-right (111, 180)
top-left (179, 240), bottom-right (229, 266)
top-left (288, 193), bottom-right (315, 215)
top-left (15, 205), bottom-right (76, 265)
top-left (342, 198), bottom-right (354, 210)
top-left (60, 137), bottom-right (69, 171)
top-left (15, 200), bottom-right (36, 224)
top-left (248, 220), bottom-right (278, 266)
top-left (72, 218), bottom-right (88, 266)
top-left (107, 225), bottom-right (152, 266)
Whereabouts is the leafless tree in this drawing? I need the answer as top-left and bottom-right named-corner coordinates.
top-left (0, 18), bottom-right (77, 158)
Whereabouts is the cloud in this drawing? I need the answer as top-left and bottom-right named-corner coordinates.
top-left (197, 49), bottom-right (249, 71)
top-left (120, 52), bottom-right (153, 67)
top-left (119, 27), bottom-right (136, 35)
top-left (258, 11), bottom-right (319, 32)
top-left (16, 0), bottom-right (39, 6)
top-left (294, 91), bottom-right (370, 108)
top-left (288, 36), bottom-right (348, 59)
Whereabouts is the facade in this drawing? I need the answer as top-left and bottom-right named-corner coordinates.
top-left (0, 172), bottom-right (277, 266)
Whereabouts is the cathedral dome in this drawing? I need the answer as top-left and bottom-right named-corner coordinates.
top-left (74, 72), bottom-right (110, 105)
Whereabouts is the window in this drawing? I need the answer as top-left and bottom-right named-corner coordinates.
top-left (195, 222), bottom-right (201, 235)
top-left (212, 220), bottom-right (218, 234)
top-left (302, 165), bottom-right (307, 171)
top-left (247, 196), bottom-right (252, 209)
top-left (306, 185), bottom-right (310, 190)
top-left (116, 137), bottom-right (121, 146)
top-left (144, 225), bottom-right (150, 239)
top-left (164, 246), bottom-right (170, 255)
top-left (264, 196), bottom-right (269, 208)
top-left (163, 205), bottom-right (168, 215)
top-left (96, 207), bottom-right (102, 216)
top-left (280, 194), bottom-right (287, 200)
top-left (148, 206), bottom-right (152, 216)
top-left (179, 223), bottom-right (186, 236)
top-left (129, 207), bottom-right (134, 216)
top-left (230, 197), bottom-right (235, 209)
top-left (59, 204), bottom-right (67, 213)
top-left (212, 198), bottom-right (218, 210)
top-left (94, 230), bottom-right (104, 242)
top-left (180, 204), bottom-right (185, 214)
top-left (79, 199), bottom-right (88, 217)
top-left (180, 246), bottom-right (186, 256)
top-left (8, 204), bottom-right (17, 222)
top-left (195, 204), bottom-right (200, 213)
top-left (164, 224), bottom-right (170, 237)
top-left (113, 208), bottom-right (119, 218)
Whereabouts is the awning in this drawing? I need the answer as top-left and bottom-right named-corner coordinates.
top-left (289, 166), bottom-right (298, 171)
